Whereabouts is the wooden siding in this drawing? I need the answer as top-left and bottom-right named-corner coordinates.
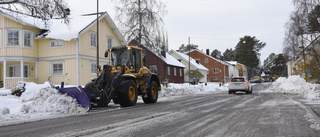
top-left (80, 19), bottom-right (122, 58)
top-left (38, 58), bottom-right (77, 85)
top-left (80, 58), bottom-right (108, 85)
top-left (38, 39), bottom-right (77, 58)
top-left (0, 15), bottom-right (41, 57)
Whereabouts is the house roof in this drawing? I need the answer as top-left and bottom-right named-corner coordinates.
top-left (169, 50), bottom-right (208, 71)
top-left (0, 1), bottom-right (126, 45)
top-left (138, 44), bottom-right (185, 68)
top-left (189, 49), bottom-right (233, 66)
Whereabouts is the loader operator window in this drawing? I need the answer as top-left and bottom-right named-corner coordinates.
top-left (111, 49), bottom-right (131, 67)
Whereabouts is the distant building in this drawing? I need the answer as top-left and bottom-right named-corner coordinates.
top-left (187, 50), bottom-right (230, 83)
top-left (169, 50), bottom-right (208, 83)
top-left (129, 41), bottom-right (185, 83)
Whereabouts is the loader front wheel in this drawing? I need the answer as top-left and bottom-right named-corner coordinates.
top-left (118, 80), bottom-right (137, 107)
top-left (143, 81), bottom-right (158, 104)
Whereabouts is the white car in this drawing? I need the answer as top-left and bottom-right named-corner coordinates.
top-left (228, 76), bottom-right (252, 94)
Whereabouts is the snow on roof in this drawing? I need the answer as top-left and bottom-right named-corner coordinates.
top-left (139, 44), bottom-right (185, 68)
top-left (163, 52), bottom-right (186, 68)
top-left (170, 50), bottom-right (208, 71)
top-left (0, 0), bottom-right (126, 43)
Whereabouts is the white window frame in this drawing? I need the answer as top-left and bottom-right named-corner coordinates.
top-left (50, 61), bottom-right (64, 76)
top-left (23, 30), bottom-right (33, 48)
top-left (107, 36), bottom-right (114, 49)
top-left (90, 31), bottom-right (97, 48)
top-left (50, 40), bottom-right (64, 48)
top-left (214, 77), bottom-right (219, 80)
top-left (6, 29), bottom-right (21, 47)
top-left (167, 66), bottom-right (170, 75)
top-left (213, 68), bottom-right (219, 73)
top-left (180, 68), bottom-right (182, 76)
top-left (205, 58), bottom-right (208, 64)
top-left (90, 62), bottom-right (97, 75)
top-left (174, 67), bottom-right (177, 76)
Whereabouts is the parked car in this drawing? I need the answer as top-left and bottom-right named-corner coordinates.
top-left (228, 76), bottom-right (252, 94)
top-left (250, 79), bottom-right (261, 83)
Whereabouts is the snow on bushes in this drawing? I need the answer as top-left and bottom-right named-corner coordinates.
top-left (271, 75), bottom-right (320, 100)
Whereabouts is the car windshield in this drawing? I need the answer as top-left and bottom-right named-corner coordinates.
top-left (231, 78), bottom-right (245, 82)
top-left (111, 49), bottom-right (130, 67)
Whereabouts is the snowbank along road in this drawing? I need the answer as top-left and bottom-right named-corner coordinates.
top-left (0, 83), bottom-right (320, 137)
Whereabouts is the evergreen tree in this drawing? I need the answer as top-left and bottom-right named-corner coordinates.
top-left (223, 48), bottom-right (235, 61)
top-left (235, 35), bottom-right (266, 78)
top-left (210, 49), bottom-right (221, 58)
top-left (178, 44), bottom-right (198, 52)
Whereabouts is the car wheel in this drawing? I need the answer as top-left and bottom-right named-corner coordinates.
top-left (228, 90), bottom-right (232, 94)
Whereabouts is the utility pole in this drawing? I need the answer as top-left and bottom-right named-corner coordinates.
top-left (188, 37), bottom-right (190, 85)
top-left (96, 0), bottom-right (99, 77)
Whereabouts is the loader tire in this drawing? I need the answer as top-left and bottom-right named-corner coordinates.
top-left (143, 81), bottom-right (158, 104)
top-left (118, 80), bottom-right (137, 107)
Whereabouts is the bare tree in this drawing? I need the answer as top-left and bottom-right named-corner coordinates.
top-left (284, 0), bottom-right (320, 80)
top-left (0, 0), bottom-right (70, 27)
top-left (113, 0), bottom-right (167, 48)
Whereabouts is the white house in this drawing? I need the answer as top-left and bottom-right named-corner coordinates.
top-left (226, 61), bottom-right (240, 78)
top-left (169, 50), bottom-right (208, 83)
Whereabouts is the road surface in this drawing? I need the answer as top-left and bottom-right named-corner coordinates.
top-left (0, 83), bottom-right (320, 137)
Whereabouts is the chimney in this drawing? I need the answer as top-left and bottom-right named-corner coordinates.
top-left (206, 49), bottom-right (210, 56)
top-left (161, 50), bottom-right (166, 58)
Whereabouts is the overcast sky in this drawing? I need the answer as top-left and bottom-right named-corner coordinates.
top-left (69, 0), bottom-right (295, 63)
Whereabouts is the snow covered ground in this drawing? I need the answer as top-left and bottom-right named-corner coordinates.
top-left (0, 75), bottom-right (319, 126)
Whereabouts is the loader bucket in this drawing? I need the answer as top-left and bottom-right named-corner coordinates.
top-left (48, 81), bottom-right (91, 108)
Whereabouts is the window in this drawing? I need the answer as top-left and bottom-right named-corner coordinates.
top-left (205, 58), bottom-right (208, 64)
top-left (149, 65), bottom-right (158, 74)
top-left (90, 31), bottom-right (97, 48)
top-left (23, 65), bottom-right (29, 77)
top-left (177, 59), bottom-right (182, 62)
top-left (180, 68), bottom-right (182, 76)
top-left (8, 64), bottom-right (28, 77)
top-left (107, 36), bottom-right (113, 49)
top-left (24, 30), bottom-right (33, 48)
top-left (8, 66), bottom-right (15, 77)
top-left (214, 77), bottom-right (219, 80)
top-left (91, 62), bottom-right (97, 75)
top-left (51, 62), bottom-right (63, 76)
top-left (7, 29), bottom-right (20, 47)
top-left (167, 66), bottom-right (170, 75)
top-left (213, 68), bottom-right (219, 73)
top-left (50, 40), bottom-right (63, 48)
top-left (174, 67), bottom-right (177, 76)
top-left (195, 59), bottom-right (200, 64)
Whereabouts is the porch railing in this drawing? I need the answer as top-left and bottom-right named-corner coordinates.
top-left (3, 77), bottom-right (37, 88)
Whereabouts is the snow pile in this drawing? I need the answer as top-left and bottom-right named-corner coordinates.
top-left (159, 82), bottom-right (227, 97)
top-left (0, 82), bottom-right (88, 121)
top-left (270, 75), bottom-right (320, 100)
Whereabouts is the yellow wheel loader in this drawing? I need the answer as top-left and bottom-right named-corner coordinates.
top-left (84, 46), bottom-right (161, 107)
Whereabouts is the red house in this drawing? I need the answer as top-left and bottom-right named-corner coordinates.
top-left (129, 41), bottom-right (185, 83)
top-left (187, 50), bottom-right (230, 83)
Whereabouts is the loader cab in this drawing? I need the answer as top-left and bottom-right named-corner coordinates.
top-left (107, 46), bottom-right (143, 73)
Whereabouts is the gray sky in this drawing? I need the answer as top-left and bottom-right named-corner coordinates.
top-left (70, 0), bottom-right (294, 63)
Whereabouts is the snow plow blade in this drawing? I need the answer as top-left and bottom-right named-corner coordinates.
top-left (48, 81), bottom-right (91, 108)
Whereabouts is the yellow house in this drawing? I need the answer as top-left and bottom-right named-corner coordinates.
top-left (0, 9), bottom-right (126, 88)
top-left (236, 63), bottom-right (248, 78)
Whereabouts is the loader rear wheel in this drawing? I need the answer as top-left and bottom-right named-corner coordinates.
top-left (118, 80), bottom-right (137, 107)
top-left (143, 81), bottom-right (158, 104)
